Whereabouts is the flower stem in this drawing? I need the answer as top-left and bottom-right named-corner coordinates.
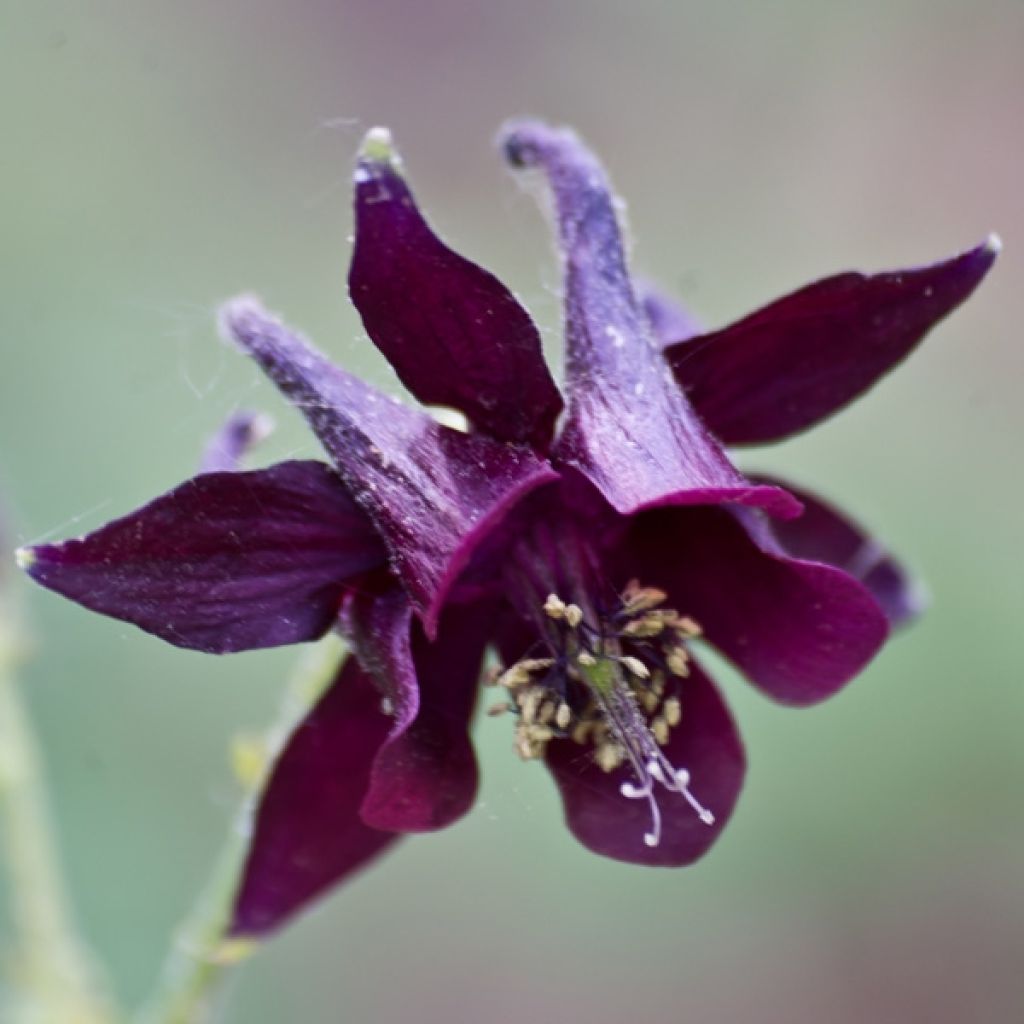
top-left (134, 633), bottom-right (347, 1024)
top-left (0, 610), bottom-right (119, 1023)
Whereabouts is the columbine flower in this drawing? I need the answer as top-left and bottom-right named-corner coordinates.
top-left (17, 121), bottom-right (996, 938)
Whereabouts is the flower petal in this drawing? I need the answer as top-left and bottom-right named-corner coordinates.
top-left (665, 237), bottom-right (1000, 445)
top-left (500, 121), bottom-right (799, 521)
top-left (18, 461), bottom-right (385, 653)
top-left (342, 585), bottom-right (490, 832)
top-left (230, 657), bottom-right (399, 937)
top-left (337, 585), bottom-right (489, 831)
top-left (622, 505), bottom-right (889, 706)
top-left (638, 278), bottom-right (702, 346)
top-left (349, 128), bottom-right (563, 450)
top-left (199, 409), bottom-right (273, 473)
top-left (221, 297), bottom-right (559, 636)
top-left (750, 474), bottom-right (924, 629)
top-left (545, 658), bottom-right (744, 866)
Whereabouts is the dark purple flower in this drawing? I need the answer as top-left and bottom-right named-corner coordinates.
top-left (17, 121), bottom-right (996, 939)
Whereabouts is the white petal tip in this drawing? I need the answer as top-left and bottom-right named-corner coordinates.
top-left (14, 547), bottom-right (36, 570)
top-left (984, 232), bottom-right (1003, 255)
top-left (217, 295), bottom-right (278, 353)
top-left (358, 126), bottom-right (400, 167)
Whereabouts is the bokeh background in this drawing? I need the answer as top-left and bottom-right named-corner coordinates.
top-left (3, 2), bottom-right (1023, 1021)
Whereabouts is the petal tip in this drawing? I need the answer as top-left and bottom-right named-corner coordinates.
top-left (497, 118), bottom-right (556, 169)
top-left (983, 232), bottom-right (1003, 256)
top-left (218, 293), bottom-right (267, 342)
top-left (218, 294), bottom-right (287, 365)
top-left (14, 546), bottom-right (36, 571)
top-left (356, 126), bottom-right (404, 180)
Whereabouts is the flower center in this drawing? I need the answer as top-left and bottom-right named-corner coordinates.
top-left (490, 580), bottom-right (714, 846)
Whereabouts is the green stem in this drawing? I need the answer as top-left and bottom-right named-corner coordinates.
top-left (134, 633), bottom-right (347, 1024)
top-left (0, 611), bottom-right (119, 1023)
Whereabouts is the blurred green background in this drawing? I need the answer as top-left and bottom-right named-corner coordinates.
top-left (3, 1), bottom-right (1023, 1020)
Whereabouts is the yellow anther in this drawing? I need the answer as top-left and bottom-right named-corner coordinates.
top-left (496, 664), bottom-right (530, 690)
top-left (622, 581), bottom-right (668, 613)
top-left (663, 696), bottom-right (682, 727)
top-left (520, 688), bottom-right (543, 724)
top-left (620, 655), bottom-right (649, 679)
top-left (565, 603), bottom-right (584, 628)
top-left (595, 742), bottom-right (626, 773)
top-left (555, 702), bottom-right (572, 729)
top-left (666, 648), bottom-right (691, 677)
top-left (571, 721), bottom-right (593, 745)
top-left (543, 593), bottom-right (567, 619)
top-left (622, 616), bottom-right (666, 638)
top-left (577, 650), bottom-right (596, 667)
top-left (640, 689), bottom-right (660, 714)
top-left (515, 733), bottom-right (538, 760)
top-left (496, 657), bottom-right (554, 690)
top-left (526, 724), bottom-right (554, 743)
top-left (538, 700), bottom-right (556, 725)
top-left (651, 717), bottom-right (670, 746)
top-left (676, 616), bottom-right (702, 637)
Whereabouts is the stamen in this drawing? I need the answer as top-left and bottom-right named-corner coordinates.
top-left (619, 655), bottom-right (650, 679)
top-left (663, 696), bottom-right (681, 726)
top-left (651, 716), bottom-right (669, 746)
top-left (555, 702), bottom-right (572, 729)
top-left (498, 581), bottom-right (714, 844)
top-left (621, 579), bottom-right (669, 614)
top-left (666, 648), bottom-right (690, 677)
top-left (640, 689), bottom-right (660, 714)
